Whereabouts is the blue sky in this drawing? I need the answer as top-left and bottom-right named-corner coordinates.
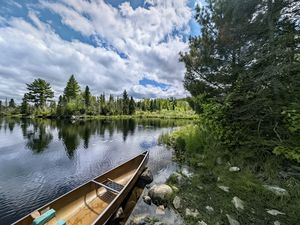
top-left (0, 0), bottom-right (201, 100)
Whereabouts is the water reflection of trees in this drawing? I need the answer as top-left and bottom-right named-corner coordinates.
top-left (22, 119), bottom-right (53, 153)
top-left (0, 117), bottom-right (185, 157)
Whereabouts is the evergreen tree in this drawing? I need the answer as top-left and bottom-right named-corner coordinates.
top-left (63, 75), bottom-right (81, 101)
top-left (122, 90), bottom-right (129, 115)
top-left (26, 78), bottom-right (54, 107)
top-left (20, 94), bottom-right (30, 115)
top-left (8, 98), bottom-right (15, 108)
top-left (0, 100), bottom-right (2, 113)
top-left (84, 85), bottom-right (91, 108)
top-left (128, 97), bottom-right (135, 115)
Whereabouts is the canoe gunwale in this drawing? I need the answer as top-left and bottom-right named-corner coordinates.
top-left (92, 150), bottom-right (149, 225)
top-left (12, 151), bottom-right (149, 225)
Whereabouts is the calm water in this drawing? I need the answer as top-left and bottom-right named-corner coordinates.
top-left (0, 118), bottom-right (183, 224)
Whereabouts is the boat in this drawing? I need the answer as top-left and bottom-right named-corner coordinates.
top-left (13, 151), bottom-right (149, 225)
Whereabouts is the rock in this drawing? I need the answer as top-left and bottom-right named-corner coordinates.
top-left (197, 185), bottom-right (203, 190)
top-left (185, 208), bottom-right (199, 218)
top-left (156, 205), bottom-right (165, 215)
top-left (142, 195), bottom-right (152, 205)
top-left (140, 168), bottom-right (153, 184)
top-left (130, 214), bottom-right (148, 225)
top-left (197, 221), bottom-right (208, 225)
top-left (266, 209), bottom-right (285, 216)
top-left (232, 196), bottom-right (244, 211)
top-left (263, 185), bottom-right (288, 196)
top-left (113, 207), bottom-right (124, 220)
top-left (274, 221), bottom-right (281, 225)
top-left (218, 185), bottom-right (230, 192)
top-left (148, 184), bottom-right (173, 205)
top-left (170, 185), bottom-right (179, 192)
top-left (181, 167), bottom-right (193, 178)
top-left (226, 214), bottom-right (240, 225)
top-left (170, 172), bottom-right (183, 184)
top-left (173, 196), bottom-right (181, 209)
top-left (216, 157), bottom-right (222, 165)
top-left (229, 167), bottom-right (240, 172)
top-left (205, 205), bottom-right (214, 213)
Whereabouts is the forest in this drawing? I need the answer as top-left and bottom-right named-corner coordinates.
top-left (0, 75), bottom-right (193, 119)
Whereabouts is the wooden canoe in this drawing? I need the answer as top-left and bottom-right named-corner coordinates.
top-left (13, 151), bottom-right (149, 225)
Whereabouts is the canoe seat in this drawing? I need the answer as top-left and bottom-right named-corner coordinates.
top-left (92, 179), bottom-right (124, 194)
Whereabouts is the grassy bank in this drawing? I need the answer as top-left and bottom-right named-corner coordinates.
top-left (1, 110), bottom-right (198, 120)
top-left (159, 124), bottom-right (300, 225)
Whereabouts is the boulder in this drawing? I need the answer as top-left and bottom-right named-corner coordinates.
top-left (173, 196), bottom-right (181, 209)
top-left (226, 214), bottom-right (240, 225)
top-left (197, 221), bottom-right (208, 225)
top-left (148, 184), bottom-right (173, 205)
top-left (142, 195), bottom-right (152, 205)
top-left (229, 167), bottom-right (240, 172)
top-left (263, 185), bottom-right (288, 196)
top-left (156, 205), bottom-right (165, 215)
top-left (232, 196), bottom-right (244, 211)
top-left (266, 209), bottom-right (285, 216)
top-left (130, 214), bottom-right (148, 225)
top-left (185, 208), bottom-right (199, 218)
top-left (218, 185), bottom-right (230, 192)
top-left (274, 221), bottom-right (281, 225)
top-left (140, 168), bottom-right (153, 184)
top-left (170, 172), bottom-right (184, 184)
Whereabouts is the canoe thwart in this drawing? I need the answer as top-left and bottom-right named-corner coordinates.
top-left (92, 180), bottom-right (123, 194)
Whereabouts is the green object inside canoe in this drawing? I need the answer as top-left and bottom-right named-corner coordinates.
top-left (54, 219), bottom-right (66, 225)
top-left (32, 209), bottom-right (56, 225)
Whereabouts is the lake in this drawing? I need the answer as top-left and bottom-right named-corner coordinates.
top-left (0, 117), bottom-right (185, 224)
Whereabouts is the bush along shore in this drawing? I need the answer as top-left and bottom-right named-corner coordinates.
top-left (157, 124), bottom-right (300, 225)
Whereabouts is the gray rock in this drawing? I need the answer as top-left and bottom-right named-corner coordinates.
top-left (113, 207), bottom-right (124, 220)
top-left (170, 172), bottom-right (183, 184)
top-left (274, 221), bottom-right (281, 225)
top-left (181, 167), bottom-right (193, 178)
top-left (142, 195), bottom-right (152, 205)
top-left (232, 196), bottom-right (244, 210)
top-left (173, 196), bottom-right (181, 209)
top-left (263, 185), bottom-right (288, 196)
top-left (205, 205), bottom-right (214, 213)
top-left (218, 185), bottom-right (230, 192)
top-left (197, 221), bottom-right (208, 225)
top-left (197, 185), bottom-right (204, 190)
top-left (229, 167), bottom-right (240, 172)
top-left (140, 168), bottom-right (153, 184)
top-left (266, 209), bottom-right (285, 216)
top-left (130, 214), bottom-right (148, 225)
top-left (226, 214), bottom-right (240, 225)
top-left (149, 184), bottom-right (173, 205)
top-left (156, 205), bottom-right (165, 215)
top-left (185, 208), bottom-right (199, 218)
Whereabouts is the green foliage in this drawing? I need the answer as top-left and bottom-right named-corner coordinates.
top-left (180, 0), bottom-right (300, 162)
top-left (63, 75), bottom-right (81, 101)
top-left (26, 78), bottom-right (54, 107)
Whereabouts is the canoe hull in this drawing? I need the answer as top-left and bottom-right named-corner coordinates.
top-left (13, 151), bottom-right (149, 225)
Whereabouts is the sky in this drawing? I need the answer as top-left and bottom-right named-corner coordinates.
top-left (0, 0), bottom-right (201, 101)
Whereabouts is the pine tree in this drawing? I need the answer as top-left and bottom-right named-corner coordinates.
top-left (122, 90), bottom-right (129, 115)
top-left (20, 94), bottom-right (30, 115)
top-left (84, 85), bottom-right (91, 108)
top-left (128, 97), bottom-right (135, 115)
top-left (8, 98), bottom-right (15, 108)
top-left (26, 78), bottom-right (54, 107)
top-left (63, 75), bottom-right (81, 101)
